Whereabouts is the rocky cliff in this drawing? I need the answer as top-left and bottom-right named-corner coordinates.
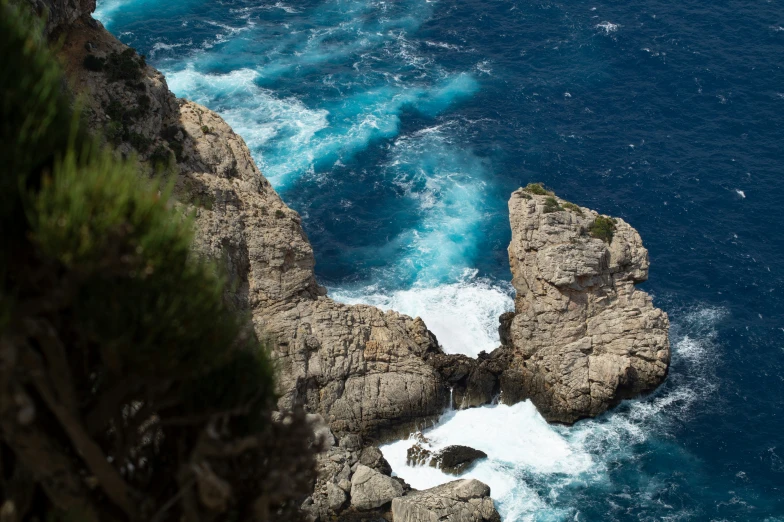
top-left (497, 187), bottom-right (670, 423)
top-left (49, 5), bottom-right (448, 446)
top-left (28, 1), bottom-right (669, 518)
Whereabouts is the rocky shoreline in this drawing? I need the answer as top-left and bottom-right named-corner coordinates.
top-left (28, 1), bottom-right (670, 519)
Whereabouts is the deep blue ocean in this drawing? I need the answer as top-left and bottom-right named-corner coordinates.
top-left (95, 0), bottom-right (784, 519)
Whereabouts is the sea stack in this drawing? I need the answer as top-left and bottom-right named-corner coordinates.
top-left (498, 186), bottom-right (670, 423)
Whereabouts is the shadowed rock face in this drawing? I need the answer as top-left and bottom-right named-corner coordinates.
top-left (431, 445), bottom-right (488, 475)
top-left (27, 0), bottom-right (96, 35)
top-left (498, 189), bottom-right (670, 423)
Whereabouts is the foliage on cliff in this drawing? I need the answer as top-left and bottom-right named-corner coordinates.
top-left (0, 2), bottom-right (319, 521)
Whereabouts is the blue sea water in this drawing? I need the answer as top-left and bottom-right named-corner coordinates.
top-left (95, 0), bottom-right (784, 519)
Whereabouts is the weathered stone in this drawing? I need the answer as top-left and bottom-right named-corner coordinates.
top-left (499, 189), bottom-right (671, 423)
top-left (350, 465), bottom-right (404, 511)
top-left (360, 446), bottom-right (393, 476)
top-left (428, 350), bottom-right (509, 409)
top-left (307, 413), bottom-right (336, 449)
top-left (430, 446), bottom-right (487, 475)
top-left (391, 479), bottom-right (500, 522)
top-left (327, 482), bottom-right (348, 512)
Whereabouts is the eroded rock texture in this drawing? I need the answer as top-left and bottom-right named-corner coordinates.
top-left (499, 189), bottom-right (670, 423)
top-left (392, 479), bottom-right (500, 522)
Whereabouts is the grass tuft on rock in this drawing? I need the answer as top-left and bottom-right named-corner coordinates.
top-left (524, 182), bottom-right (554, 196)
top-left (542, 196), bottom-right (563, 213)
top-left (562, 201), bottom-right (583, 216)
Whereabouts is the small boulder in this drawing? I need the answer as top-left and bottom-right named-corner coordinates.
top-left (391, 479), bottom-right (500, 522)
top-left (350, 464), bottom-right (404, 511)
top-left (430, 445), bottom-right (487, 475)
top-left (327, 482), bottom-right (348, 512)
top-left (360, 445), bottom-right (393, 476)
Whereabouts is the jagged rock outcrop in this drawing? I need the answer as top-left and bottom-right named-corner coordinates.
top-left (392, 479), bottom-right (500, 522)
top-left (498, 188), bottom-right (670, 423)
top-left (350, 465), bottom-right (405, 511)
top-left (27, 0), bottom-right (96, 35)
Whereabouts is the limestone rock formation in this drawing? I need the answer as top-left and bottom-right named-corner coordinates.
top-left (350, 465), bottom-right (404, 511)
top-left (498, 188), bottom-right (670, 423)
top-left (391, 479), bottom-right (500, 522)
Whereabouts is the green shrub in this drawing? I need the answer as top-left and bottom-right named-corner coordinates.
top-left (168, 139), bottom-right (184, 161)
top-left (149, 144), bottom-right (172, 167)
top-left (201, 125), bottom-right (213, 134)
top-left (104, 48), bottom-right (143, 83)
top-left (275, 209), bottom-right (286, 218)
top-left (82, 54), bottom-right (105, 72)
top-left (588, 215), bottom-right (618, 243)
top-left (562, 201), bottom-right (583, 216)
top-left (524, 182), bottom-right (554, 196)
top-left (542, 196), bottom-right (563, 213)
top-left (128, 131), bottom-right (151, 152)
top-left (104, 98), bottom-right (127, 122)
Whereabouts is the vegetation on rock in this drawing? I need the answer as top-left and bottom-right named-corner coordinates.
top-left (0, 2), bottom-right (319, 520)
top-left (562, 201), bottom-right (583, 216)
top-left (523, 182), bottom-right (554, 196)
top-left (542, 196), bottom-right (563, 213)
top-left (588, 215), bottom-right (618, 243)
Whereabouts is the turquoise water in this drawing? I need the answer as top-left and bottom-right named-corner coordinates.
top-left (96, 0), bottom-right (784, 519)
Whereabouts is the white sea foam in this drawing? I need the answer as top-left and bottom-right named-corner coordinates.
top-left (149, 41), bottom-right (190, 59)
top-left (736, 189), bottom-right (746, 199)
top-left (93, 0), bottom-right (135, 26)
top-left (332, 273), bottom-right (513, 356)
top-left (164, 63), bottom-right (477, 188)
top-left (382, 401), bottom-right (596, 521)
top-left (381, 305), bottom-right (726, 521)
top-left (595, 21), bottom-right (620, 34)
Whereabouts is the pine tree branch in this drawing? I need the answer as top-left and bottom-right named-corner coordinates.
top-left (0, 338), bottom-right (100, 522)
top-left (21, 344), bottom-right (138, 519)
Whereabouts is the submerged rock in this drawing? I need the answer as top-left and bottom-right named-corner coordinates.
top-left (430, 445), bottom-right (488, 475)
top-left (392, 479), bottom-right (500, 522)
top-left (406, 443), bottom-right (432, 467)
top-left (499, 188), bottom-right (671, 423)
